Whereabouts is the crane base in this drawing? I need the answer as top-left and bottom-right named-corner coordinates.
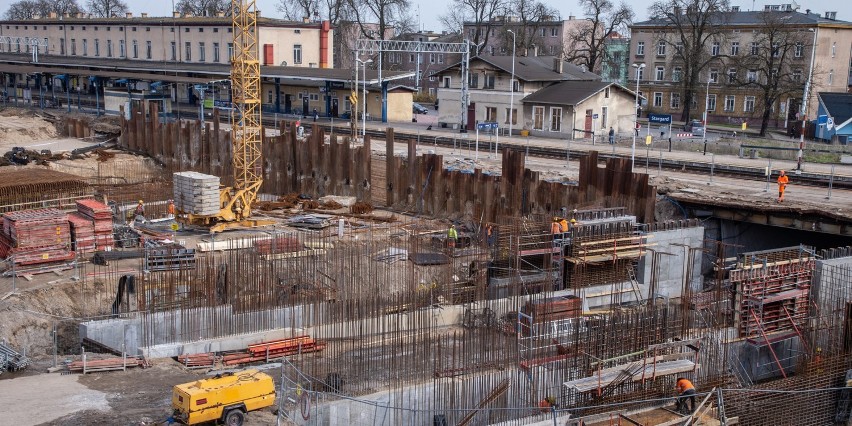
top-left (209, 219), bottom-right (277, 233)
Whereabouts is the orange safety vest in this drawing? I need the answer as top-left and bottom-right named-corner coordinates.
top-left (559, 219), bottom-right (569, 232)
top-left (676, 378), bottom-right (695, 393)
top-left (550, 222), bottom-right (562, 234)
top-left (777, 175), bottom-right (789, 190)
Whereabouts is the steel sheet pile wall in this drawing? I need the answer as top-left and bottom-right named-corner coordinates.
top-left (120, 104), bottom-right (656, 222)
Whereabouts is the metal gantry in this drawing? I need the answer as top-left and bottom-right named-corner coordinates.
top-left (354, 39), bottom-right (471, 131)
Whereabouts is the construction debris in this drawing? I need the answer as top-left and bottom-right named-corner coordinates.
top-left (0, 341), bottom-right (29, 373)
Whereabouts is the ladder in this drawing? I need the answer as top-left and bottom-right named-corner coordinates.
top-left (627, 266), bottom-right (643, 302)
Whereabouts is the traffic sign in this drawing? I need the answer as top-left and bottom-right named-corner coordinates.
top-left (828, 117), bottom-right (835, 130)
top-left (477, 122), bottom-right (498, 130)
top-left (592, 114), bottom-right (599, 119)
top-left (648, 113), bottom-right (672, 124)
top-left (349, 91), bottom-right (358, 105)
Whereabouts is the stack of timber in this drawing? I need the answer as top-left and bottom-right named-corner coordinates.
top-left (221, 336), bottom-right (326, 366)
top-left (75, 199), bottom-right (115, 250)
top-left (177, 353), bottom-right (218, 369)
top-left (173, 172), bottom-right (220, 216)
top-left (0, 209), bottom-right (74, 267)
top-left (67, 353), bottom-right (148, 373)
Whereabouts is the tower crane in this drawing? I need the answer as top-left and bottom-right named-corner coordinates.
top-left (180, 0), bottom-right (273, 232)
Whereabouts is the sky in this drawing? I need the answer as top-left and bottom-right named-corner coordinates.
top-left (0, 0), bottom-right (849, 32)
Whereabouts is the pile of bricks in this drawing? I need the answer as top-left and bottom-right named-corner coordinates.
top-left (0, 209), bottom-right (74, 267)
top-left (75, 199), bottom-right (114, 251)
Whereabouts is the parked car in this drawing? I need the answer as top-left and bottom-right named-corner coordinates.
top-left (413, 102), bottom-right (429, 114)
top-left (684, 119), bottom-right (705, 137)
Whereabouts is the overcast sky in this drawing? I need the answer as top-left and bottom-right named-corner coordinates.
top-left (0, 0), bottom-right (847, 32)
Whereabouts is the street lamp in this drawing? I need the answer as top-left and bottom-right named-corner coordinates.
top-left (797, 28), bottom-right (818, 172)
top-left (631, 63), bottom-right (645, 170)
top-left (703, 76), bottom-right (711, 154)
top-left (507, 29), bottom-right (517, 141)
top-left (356, 58), bottom-right (373, 139)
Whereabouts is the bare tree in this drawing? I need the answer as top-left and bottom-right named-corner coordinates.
top-left (649, 0), bottom-right (730, 121)
top-left (278, 0), bottom-right (351, 23)
top-left (439, 0), bottom-right (505, 55)
top-left (86, 0), bottom-right (128, 18)
top-left (728, 11), bottom-right (811, 136)
top-left (348, 0), bottom-right (411, 41)
top-left (4, 1), bottom-right (40, 19)
top-left (175, 0), bottom-right (229, 17)
top-left (503, 0), bottom-right (559, 53)
top-left (566, 0), bottom-right (633, 73)
top-left (277, 0), bottom-right (316, 21)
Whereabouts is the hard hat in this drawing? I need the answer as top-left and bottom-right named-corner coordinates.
top-left (138, 200), bottom-right (143, 204)
top-left (553, 217), bottom-right (559, 221)
top-left (570, 219), bottom-right (577, 223)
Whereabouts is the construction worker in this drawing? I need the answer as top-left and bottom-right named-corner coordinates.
top-left (135, 200), bottom-right (145, 216)
top-left (485, 223), bottom-right (495, 248)
top-left (675, 377), bottom-right (697, 414)
top-left (539, 396), bottom-right (557, 412)
top-left (558, 216), bottom-right (569, 233)
top-left (569, 218), bottom-right (580, 230)
top-left (167, 199), bottom-right (176, 218)
top-left (777, 170), bottom-right (789, 202)
top-left (550, 217), bottom-right (562, 240)
top-left (447, 224), bottom-right (459, 254)
top-left (234, 198), bottom-right (244, 221)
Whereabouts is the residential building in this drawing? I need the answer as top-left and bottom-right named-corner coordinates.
top-left (601, 33), bottom-right (630, 86)
top-left (434, 53), bottom-right (600, 132)
top-left (0, 12), bottom-right (334, 68)
top-left (629, 7), bottom-right (852, 129)
top-left (522, 80), bottom-right (637, 138)
top-left (463, 15), bottom-right (594, 63)
top-left (815, 92), bottom-right (852, 143)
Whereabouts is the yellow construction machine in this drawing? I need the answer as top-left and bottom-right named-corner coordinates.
top-left (178, 0), bottom-right (273, 232)
top-left (171, 369), bottom-right (276, 425)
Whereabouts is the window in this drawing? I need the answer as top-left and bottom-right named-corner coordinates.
top-left (119, 40), bottom-right (125, 58)
top-left (443, 76), bottom-right (451, 88)
top-left (673, 66), bottom-right (682, 82)
top-left (309, 93), bottom-right (319, 101)
top-left (655, 66), bottom-right (664, 81)
top-left (483, 73), bottom-right (495, 89)
top-left (540, 28), bottom-right (545, 37)
top-left (429, 53), bottom-right (435, 64)
top-left (671, 93), bottom-right (681, 109)
top-left (107, 40), bottom-right (114, 57)
top-left (675, 42), bottom-right (683, 54)
top-left (792, 69), bottom-right (802, 82)
top-left (82, 39), bottom-right (88, 56)
top-left (747, 69), bottom-right (757, 82)
top-left (750, 42), bottom-right (759, 55)
top-left (605, 87), bottom-right (610, 98)
top-left (228, 43), bottom-right (234, 60)
top-left (711, 41), bottom-right (720, 56)
top-left (485, 107), bottom-right (497, 122)
top-left (199, 42), bottom-right (206, 62)
top-left (409, 53), bottom-right (415, 63)
top-left (832, 42), bottom-right (836, 57)
top-left (636, 41), bottom-right (645, 56)
top-left (795, 42), bottom-right (803, 58)
top-left (730, 41), bottom-right (739, 56)
top-left (728, 68), bottom-right (736, 83)
top-left (170, 41), bottom-right (176, 60)
top-left (468, 73), bottom-right (479, 88)
top-left (132, 40), bottom-right (138, 58)
top-left (550, 107), bottom-right (562, 132)
top-left (60, 38), bottom-right (65, 55)
top-left (293, 44), bottom-right (302, 64)
top-left (653, 92), bottom-right (662, 107)
top-left (551, 27), bottom-right (558, 37)
top-left (70, 39), bottom-right (76, 55)
top-left (601, 106), bottom-right (608, 127)
top-left (198, 28), bottom-right (204, 33)
top-left (185, 42), bottom-right (191, 61)
top-left (267, 90), bottom-right (273, 103)
top-left (637, 66), bottom-right (644, 81)
top-left (213, 43), bottom-right (220, 62)
top-left (146, 41), bottom-right (152, 59)
top-left (94, 39), bottom-right (100, 56)
top-left (505, 108), bottom-right (517, 125)
top-left (438, 54), bottom-right (444, 64)
top-left (533, 106), bottom-right (544, 130)
top-left (550, 45), bottom-right (556, 55)
top-left (707, 94), bottom-right (716, 112)
top-left (724, 95), bottom-right (735, 112)
top-left (772, 42), bottom-right (780, 57)
top-left (657, 41), bottom-right (666, 56)
top-left (429, 76), bottom-right (436, 82)
top-left (829, 69), bottom-right (834, 85)
top-left (710, 68), bottom-right (718, 83)
top-left (744, 96), bottom-right (755, 112)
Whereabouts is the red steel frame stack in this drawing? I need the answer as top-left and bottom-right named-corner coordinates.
top-left (75, 199), bottom-right (114, 251)
top-left (0, 209), bottom-right (74, 267)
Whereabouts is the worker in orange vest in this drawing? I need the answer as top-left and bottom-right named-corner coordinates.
top-left (675, 377), bottom-right (697, 414)
top-left (558, 217), bottom-right (569, 233)
top-left (550, 217), bottom-right (562, 240)
top-left (167, 199), bottom-right (176, 218)
top-left (777, 170), bottom-right (789, 202)
top-left (538, 395), bottom-right (557, 412)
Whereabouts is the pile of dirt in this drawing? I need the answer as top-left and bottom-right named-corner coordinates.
top-left (351, 202), bottom-right (374, 215)
top-left (0, 112), bottom-right (58, 145)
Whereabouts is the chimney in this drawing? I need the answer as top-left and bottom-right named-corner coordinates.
top-left (825, 11), bottom-right (837, 20)
top-left (217, 12), bottom-right (225, 17)
top-left (303, 17), bottom-right (310, 23)
top-left (805, 8), bottom-right (810, 15)
top-left (49, 12), bottom-right (58, 19)
top-left (553, 57), bottom-right (563, 73)
top-left (141, 13), bottom-right (148, 18)
top-left (33, 14), bottom-right (41, 19)
top-left (77, 12), bottom-right (84, 18)
top-left (126, 12), bottom-right (133, 18)
top-left (255, 10), bottom-right (261, 18)
top-left (568, 15), bottom-right (575, 20)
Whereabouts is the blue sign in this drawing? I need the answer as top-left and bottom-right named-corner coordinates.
top-left (592, 114), bottom-right (599, 119)
top-left (477, 122), bottom-right (498, 130)
top-left (214, 100), bottom-right (234, 110)
top-left (817, 114), bottom-right (828, 125)
top-left (648, 113), bottom-right (672, 124)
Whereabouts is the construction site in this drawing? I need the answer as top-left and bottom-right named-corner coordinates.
top-left (2, 2), bottom-right (852, 426)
